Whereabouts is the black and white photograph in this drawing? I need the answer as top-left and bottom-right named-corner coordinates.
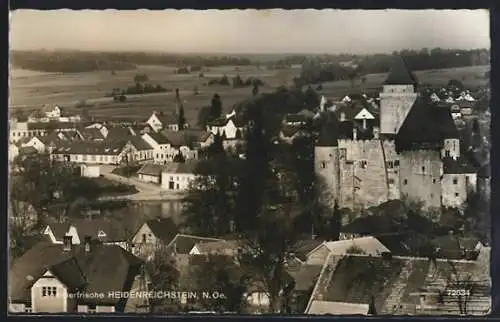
top-left (8, 9), bottom-right (491, 315)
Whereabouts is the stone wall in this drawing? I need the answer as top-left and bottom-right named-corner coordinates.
top-left (441, 139), bottom-right (460, 159)
top-left (441, 173), bottom-right (477, 208)
top-left (399, 150), bottom-right (443, 209)
top-left (315, 146), bottom-right (340, 206)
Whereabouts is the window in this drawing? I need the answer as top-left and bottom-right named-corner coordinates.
top-left (88, 305), bottom-right (97, 314)
top-left (394, 160), bottom-right (400, 167)
top-left (359, 160), bottom-right (367, 169)
top-left (24, 307), bottom-right (32, 313)
top-left (403, 179), bottom-right (408, 185)
top-left (453, 177), bottom-right (458, 185)
top-left (445, 150), bottom-right (451, 157)
top-left (455, 193), bottom-right (459, 197)
top-left (142, 234), bottom-right (147, 242)
top-left (91, 155), bottom-right (96, 161)
top-left (42, 287), bottom-right (47, 296)
top-left (42, 287), bottom-right (57, 297)
top-left (156, 153), bottom-right (159, 158)
top-left (421, 166), bottom-right (425, 172)
top-left (433, 179), bottom-right (436, 184)
top-left (387, 161), bottom-right (394, 169)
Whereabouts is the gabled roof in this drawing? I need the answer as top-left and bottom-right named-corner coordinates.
top-left (146, 132), bottom-right (171, 145)
top-left (384, 56), bottom-right (418, 86)
top-left (137, 163), bottom-right (164, 177)
top-left (287, 264), bottom-right (323, 292)
top-left (128, 136), bottom-right (154, 151)
top-left (10, 242), bottom-right (143, 305)
top-left (395, 96), bottom-right (459, 152)
top-left (144, 217), bottom-right (178, 244)
top-left (316, 114), bottom-right (339, 147)
top-left (319, 236), bottom-right (390, 257)
top-left (52, 140), bottom-right (128, 155)
top-left (80, 128), bottom-right (104, 141)
top-left (105, 127), bottom-right (133, 141)
top-left (167, 234), bottom-right (224, 254)
top-left (162, 160), bottom-right (199, 174)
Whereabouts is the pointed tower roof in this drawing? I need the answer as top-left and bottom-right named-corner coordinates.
top-left (384, 56), bottom-right (418, 86)
top-left (316, 113), bottom-right (339, 147)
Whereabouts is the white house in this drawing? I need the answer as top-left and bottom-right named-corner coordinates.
top-left (305, 236), bottom-right (390, 265)
top-left (141, 132), bottom-right (178, 164)
top-left (18, 136), bottom-right (46, 153)
top-left (353, 107), bottom-right (376, 130)
top-left (161, 161), bottom-right (199, 192)
top-left (131, 217), bottom-right (178, 260)
top-left (206, 116), bottom-right (245, 140)
top-left (146, 111), bottom-right (181, 132)
top-left (189, 240), bottom-right (239, 256)
top-left (136, 163), bottom-right (164, 184)
top-left (9, 239), bottom-right (149, 313)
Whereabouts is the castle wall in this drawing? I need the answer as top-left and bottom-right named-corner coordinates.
top-left (337, 139), bottom-right (390, 209)
top-left (399, 150), bottom-right (443, 209)
top-left (441, 173), bottom-right (477, 209)
top-left (380, 85), bottom-right (417, 135)
top-left (315, 146), bottom-right (339, 206)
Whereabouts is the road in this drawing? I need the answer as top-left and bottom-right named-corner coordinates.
top-left (99, 165), bottom-right (185, 201)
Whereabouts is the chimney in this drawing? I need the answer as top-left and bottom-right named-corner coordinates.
top-left (373, 126), bottom-right (380, 139)
top-left (84, 236), bottom-right (92, 252)
top-left (63, 235), bottom-right (73, 252)
top-left (353, 127), bottom-right (358, 140)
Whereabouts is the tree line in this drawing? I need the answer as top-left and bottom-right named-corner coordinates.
top-left (11, 50), bottom-right (252, 73)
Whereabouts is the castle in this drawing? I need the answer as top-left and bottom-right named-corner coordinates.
top-left (315, 56), bottom-right (477, 211)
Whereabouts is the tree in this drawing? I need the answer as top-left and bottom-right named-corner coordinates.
top-left (175, 88), bottom-right (180, 101)
top-left (173, 153), bottom-right (186, 163)
top-left (197, 106), bottom-right (213, 128)
top-left (304, 86), bottom-right (320, 110)
top-left (210, 93), bottom-right (223, 120)
top-left (252, 83), bottom-right (260, 96)
top-left (146, 248), bottom-right (181, 313)
top-left (178, 104), bottom-right (186, 131)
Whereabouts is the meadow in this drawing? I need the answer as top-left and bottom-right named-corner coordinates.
top-left (10, 64), bottom-right (489, 127)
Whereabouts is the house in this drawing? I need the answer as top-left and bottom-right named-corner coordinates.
top-left (146, 111), bottom-right (182, 132)
top-left (161, 161), bottom-right (199, 192)
top-left (131, 217), bottom-right (178, 260)
top-left (166, 234), bottom-right (224, 256)
top-left (85, 123), bottom-right (109, 138)
top-left (79, 164), bottom-right (100, 178)
top-left (79, 128), bottom-right (105, 141)
top-left (142, 132), bottom-right (178, 164)
top-left (105, 127), bottom-right (135, 141)
top-left (9, 239), bottom-right (149, 313)
top-left (279, 125), bottom-right (308, 144)
top-left (9, 121), bottom-right (80, 143)
top-left (137, 163), bottom-right (164, 184)
top-left (305, 251), bottom-right (490, 315)
top-left (51, 140), bottom-right (130, 165)
top-left (206, 115), bottom-right (246, 140)
top-left (161, 130), bottom-right (200, 160)
top-left (43, 217), bottom-right (134, 250)
top-left (189, 240), bottom-right (240, 256)
top-left (286, 264), bottom-right (323, 313)
top-left (305, 236), bottom-right (390, 265)
top-left (129, 123), bottom-right (153, 136)
top-left (126, 136), bottom-right (155, 163)
top-left (18, 136), bottom-right (46, 153)
top-left (441, 157), bottom-right (477, 209)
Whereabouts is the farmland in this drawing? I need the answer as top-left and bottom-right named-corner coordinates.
top-left (9, 64), bottom-right (489, 126)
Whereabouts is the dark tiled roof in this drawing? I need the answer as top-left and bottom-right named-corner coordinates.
top-left (287, 265), bottom-right (323, 292)
top-left (208, 116), bottom-right (246, 128)
top-left (10, 242), bottom-right (143, 305)
top-left (145, 217), bottom-right (178, 244)
top-left (27, 122), bottom-right (81, 131)
top-left (293, 239), bottom-right (324, 261)
top-left (80, 128), bottom-right (104, 140)
top-left (162, 161), bottom-right (199, 174)
top-left (106, 127), bottom-right (133, 141)
top-left (52, 140), bottom-right (128, 155)
top-left (137, 163), bottom-right (163, 177)
top-left (431, 235), bottom-right (480, 260)
top-left (384, 56), bottom-right (418, 86)
top-left (442, 156), bottom-right (476, 174)
top-left (167, 234), bottom-right (224, 254)
top-left (147, 132), bottom-right (171, 145)
top-left (128, 136), bottom-right (154, 151)
top-left (156, 112), bottom-right (178, 125)
top-left (48, 258), bottom-right (87, 291)
top-left (316, 114), bottom-right (339, 147)
top-left (324, 255), bottom-right (405, 313)
top-left (47, 217), bottom-right (135, 243)
top-left (395, 96), bottom-right (459, 152)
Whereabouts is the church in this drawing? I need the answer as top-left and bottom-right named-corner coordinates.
top-left (315, 56), bottom-right (477, 212)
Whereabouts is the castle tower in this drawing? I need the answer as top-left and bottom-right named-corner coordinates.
top-left (380, 56), bottom-right (418, 135)
top-left (314, 114), bottom-right (340, 206)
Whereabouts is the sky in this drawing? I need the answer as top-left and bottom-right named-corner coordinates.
top-left (10, 9), bottom-right (490, 54)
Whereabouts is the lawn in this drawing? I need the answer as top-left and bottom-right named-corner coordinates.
top-left (10, 64), bottom-right (489, 126)
top-left (10, 64), bottom-right (300, 125)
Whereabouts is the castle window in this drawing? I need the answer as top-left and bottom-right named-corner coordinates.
top-left (455, 193), bottom-right (459, 197)
top-left (433, 179), bottom-right (436, 184)
top-left (394, 160), bottom-right (400, 167)
top-left (421, 166), bottom-right (425, 172)
top-left (403, 179), bottom-right (408, 185)
top-left (453, 177), bottom-right (458, 184)
top-left (387, 161), bottom-right (394, 169)
top-left (360, 160), bottom-right (367, 169)
top-left (321, 162), bottom-right (326, 169)
top-left (445, 150), bottom-right (450, 157)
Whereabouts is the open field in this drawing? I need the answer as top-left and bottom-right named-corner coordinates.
top-left (10, 64), bottom-right (489, 125)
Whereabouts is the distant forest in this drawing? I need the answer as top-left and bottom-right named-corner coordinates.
top-left (10, 50), bottom-right (253, 73)
top-left (10, 48), bottom-right (489, 74)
